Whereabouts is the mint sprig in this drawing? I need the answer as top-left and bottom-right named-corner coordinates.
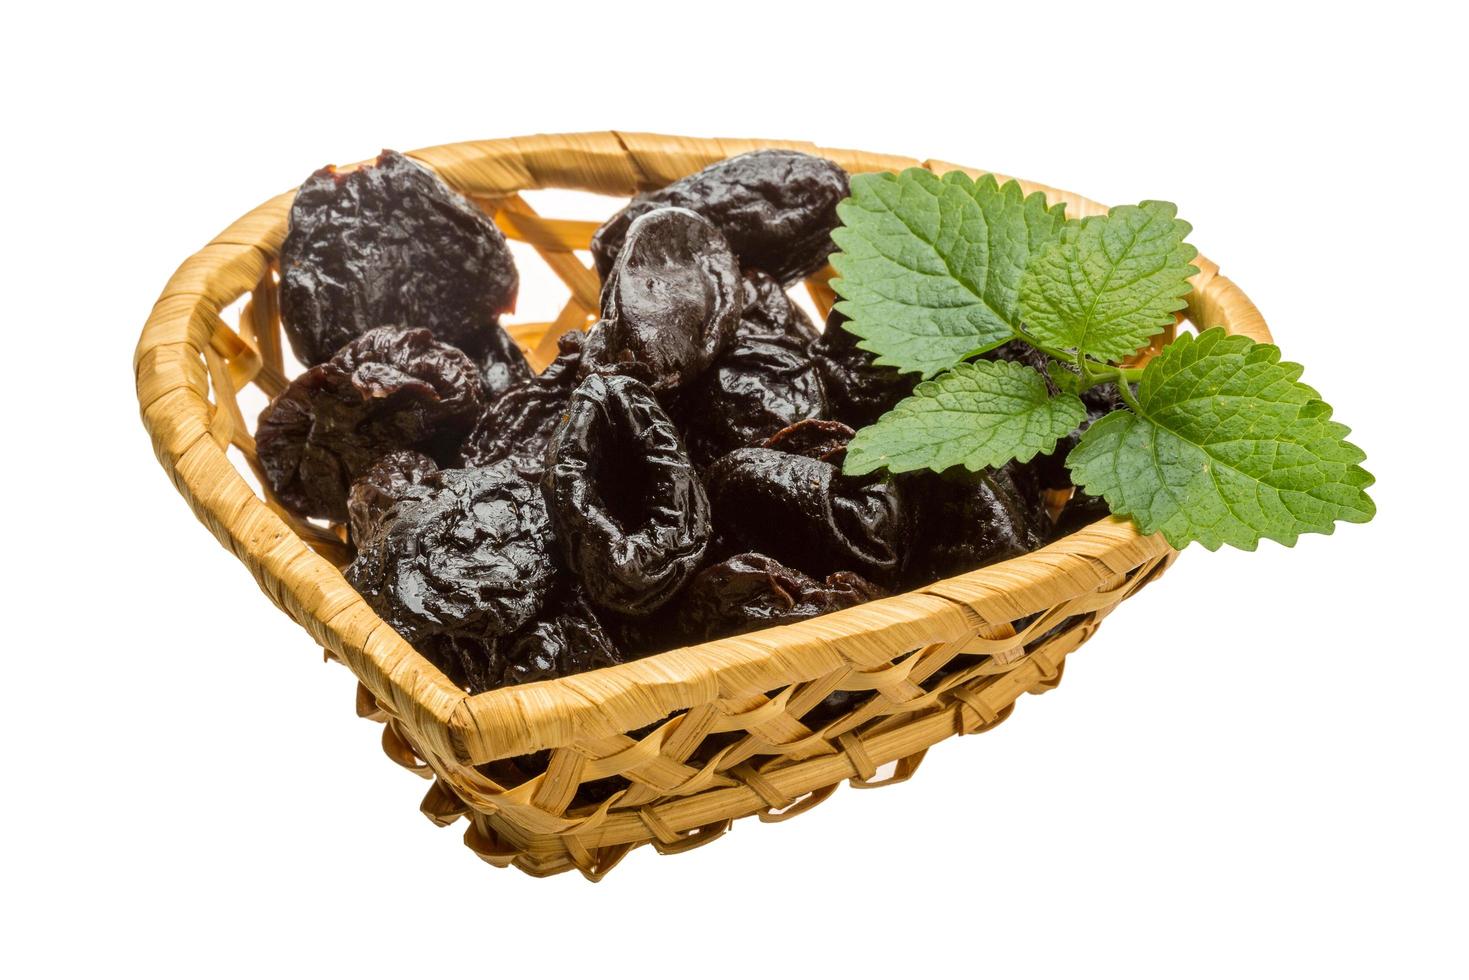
top-left (828, 167), bottom-right (1376, 550)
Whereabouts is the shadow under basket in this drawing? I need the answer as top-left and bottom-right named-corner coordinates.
top-left (133, 131), bottom-right (1272, 880)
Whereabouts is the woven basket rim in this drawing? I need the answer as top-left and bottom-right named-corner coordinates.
top-left (134, 131), bottom-right (1272, 767)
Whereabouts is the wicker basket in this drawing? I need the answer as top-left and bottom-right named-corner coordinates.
top-left (133, 131), bottom-right (1271, 880)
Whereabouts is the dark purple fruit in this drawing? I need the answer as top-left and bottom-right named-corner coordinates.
top-left (279, 149), bottom-right (519, 366)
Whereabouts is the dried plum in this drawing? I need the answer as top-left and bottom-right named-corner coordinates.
top-left (762, 419), bottom-right (855, 464)
top-left (346, 449), bottom-right (438, 544)
top-left (674, 553), bottom-right (882, 644)
top-left (809, 311), bottom-right (916, 427)
top-left (419, 585), bottom-right (630, 694)
top-left (584, 207), bottom-right (741, 393)
top-left (256, 327), bottom-right (482, 522)
top-left (544, 374), bottom-right (711, 616)
top-left (501, 585), bottom-right (629, 686)
top-left (682, 271), bottom-right (827, 464)
top-left (705, 448), bottom-right (910, 582)
top-left (903, 462), bottom-right (1051, 586)
top-left (346, 462), bottom-right (555, 645)
top-left (461, 330), bottom-right (585, 480)
top-left (279, 149), bottom-right (519, 366)
top-left (297, 150), bottom-right (1081, 697)
top-left (419, 634), bottom-right (505, 695)
top-left (592, 150), bottom-right (849, 285)
top-left (476, 326), bottom-right (533, 403)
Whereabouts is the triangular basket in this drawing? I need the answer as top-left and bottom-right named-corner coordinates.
top-left (134, 132), bottom-right (1271, 879)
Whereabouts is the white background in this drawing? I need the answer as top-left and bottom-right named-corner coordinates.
top-left (3, 3), bottom-right (1464, 977)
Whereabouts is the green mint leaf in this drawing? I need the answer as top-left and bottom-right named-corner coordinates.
top-left (829, 168), bottom-right (1067, 377)
top-left (844, 359), bottom-right (1086, 476)
top-left (1066, 328), bottom-right (1376, 550)
top-left (1019, 201), bottom-right (1198, 364)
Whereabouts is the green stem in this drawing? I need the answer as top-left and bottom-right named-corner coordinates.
top-left (1009, 328), bottom-right (1144, 395)
top-left (1085, 360), bottom-right (1144, 383)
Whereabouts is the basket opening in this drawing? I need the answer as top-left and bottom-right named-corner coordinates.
top-left (182, 140), bottom-right (1198, 755)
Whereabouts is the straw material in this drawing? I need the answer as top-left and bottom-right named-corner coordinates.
top-left (134, 132), bottom-right (1271, 880)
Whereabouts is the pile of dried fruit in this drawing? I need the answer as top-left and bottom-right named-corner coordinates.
top-left (256, 148), bottom-right (1375, 699)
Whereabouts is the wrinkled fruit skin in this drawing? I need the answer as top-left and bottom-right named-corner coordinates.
top-left (420, 585), bottom-right (629, 694)
top-left (346, 449), bottom-right (438, 545)
top-left (681, 271), bottom-right (827, 464)
top-left (903, 462), bottom-right (1051, 586)
top-left (461, 330), bottom-right (585, 481)
top-left (762, 418), bottom-right (855, 464)
top-left (420, 635), bottom-right (505, 696)
top-left (476, 326), bottom-right (533, 404)
top-left (592, 150), bottom-right (849, 286)
top-left (544, 374), bottom-right (711, 616)
top-left (500, 585), bottom-right (629, 686)
top-left (279, 149), bottom-right (519, 366)
top-left (584, 207), bottom-right (741, 393)
top-left (674, 553), bottom-right (882, 644)
top-left (346, 463), bottom-right (556, 645)
top-left (256, 327), bottom-right (482, 522)
top-left (706, 448), bottom-right (910, 582)
top-left (261, 151), bottom-right (1092, 699)
top-left (809, 311), bottom-right (916, 428)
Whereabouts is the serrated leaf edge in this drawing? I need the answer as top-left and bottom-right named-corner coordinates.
top-left (1066, 329), bottom-right (1376, 550)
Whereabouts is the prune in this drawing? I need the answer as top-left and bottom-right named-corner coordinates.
top-left (591, 150), bottom-right (850, 286)
top-left (584, 208), bottom-right (741, 393)
top-left (809, 311), bottom-right (916, 427)
top-left (705, 448), bottom-right (910, 582)
top-left (346, 449), bottom-right (438, 544)
top-left (762, 419), bottom-right (856, 464)
top-left (1034, 381), bottom-right (1128, 490)
top-left (420, 634), bottom-right (505, 695)
top-left (420, 585), bottom-right (629, 694)
top-left (501, 585), bottom-right (629, 686)
top-left (279, 149), bottom-right (519, 366)
top-left (682, 272), bottom-right (828, 464)
top-left (903, 462), bottom-right (1051, 586)
top-left (461, 330), bottom-right (585, 480)
top-left (674, 553), bottom-right (882, 644)
top-left (1050, 490), bottom-right (1115, 539)
top-left (476, 326), bottom-right (533, 404)
top-left (255, 327), bottom-right (482, 522)
top-left (544, 374), bottom-right (711, 616)
top-left (346, 462), bottom-right (555, 645)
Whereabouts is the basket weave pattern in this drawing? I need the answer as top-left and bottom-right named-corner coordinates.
top-left (134, 132), bottom-right (1270, 879)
